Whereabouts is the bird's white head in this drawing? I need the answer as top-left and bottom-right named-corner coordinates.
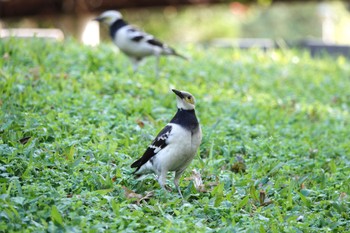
top-left (94, 10), bottom-right (123, 25)
top-left (172, 89), bottom-right (196, 110)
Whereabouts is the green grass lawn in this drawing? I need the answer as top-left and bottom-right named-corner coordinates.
top-left (1, 38), bottom-right (350, 232)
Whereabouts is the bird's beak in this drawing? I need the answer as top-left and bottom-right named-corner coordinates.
top-left (93, 16), bottom-right (103, 22)
top-left (172, 89), bottom-right (184, 98)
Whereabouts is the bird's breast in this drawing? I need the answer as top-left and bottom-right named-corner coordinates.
top-left (152, 124), bottom-right (201, 172)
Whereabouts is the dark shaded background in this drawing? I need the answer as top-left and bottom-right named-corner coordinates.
top-left (0, 0), bottom-right (324, 18)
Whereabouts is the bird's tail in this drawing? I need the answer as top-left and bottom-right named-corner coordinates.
top-left (163, 47), bottom-right (188, 60)
top-left (131, 161), bottom-right (153, 178)
top-left (172, 51), bottom-right (188, 60)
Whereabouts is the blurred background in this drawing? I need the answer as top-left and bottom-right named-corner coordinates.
top-left (1, 0), bottom-right (350, 55)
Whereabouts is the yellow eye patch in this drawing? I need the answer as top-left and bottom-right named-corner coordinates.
top-left (185, 96), bottom-right (194, 104)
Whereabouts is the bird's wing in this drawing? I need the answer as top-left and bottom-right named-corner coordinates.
top-left (125, 27), bottom-right (153, 42)
top-left (125, 26), bottom-right (167, 47)
top-left (125, 26), bottom-right (187, 59)
top-left (146, 38), bottom-right (166, 48)
top-left (131, 125), bottom-right (172, 170)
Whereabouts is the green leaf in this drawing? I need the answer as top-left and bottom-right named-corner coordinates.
top-left (259, 225), bottom-right (267, 233)
top-left (94, 188), bottom-right (114, 195)
top-left (110, 199), bottom-right (120, 216)
top-left (298, 192), bottom-right (311, 208)
top-left (51, 205), bottom-right (64, 226)
top-left (274, 205), bottom-right (284, 223)
top-left (286, 180), bottom-right (293, 209)
top-left (267, 162), bottom-right (285, 177)
top-left (0, 119), bottom-right (13, 131)
top-left (250, 184), bottom-right (259, 202)
top-left (213, 183), bottom-right (224, 207)
top-left (237, 196), bottom-right (249, 211)
top-left (2, 35), bottom-right (350, 232)
top-left (67, 146), bottom-right (75, 161)
top-left (300, 189), bottom-right (312, 197)
top-left (329, 160), bottom-right (337, 174)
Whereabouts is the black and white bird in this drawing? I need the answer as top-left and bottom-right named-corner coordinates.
top-left (131, 89), bottom-right (202, 198)
top-left (94, 10), bottom-right (186, 75)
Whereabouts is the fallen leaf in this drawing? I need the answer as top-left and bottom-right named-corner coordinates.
top-left (29, 67), bottom-right (40, 79)
top-left (259, 190), bottom-right (266, 205)
top-left (339, 192), bottom-right (348, 201)
top-left (122, 186), bottom-right (143, 199)
top-left (205, 175), bottom-right (219, 189)
top-left (206, 181), bottom-right (219, 188)
top-left (259, 190), bottom-right (273, 206)
top-left (185, 169), bottom-right (207, 192)
top-left (231, 155), bottom-right (247, 173)
top-left (138, 191), bottom-right (154, 204)
top-left (122, 186), bottom-right (154, 205)
top-left (136, 119), bottom-right (145, 128)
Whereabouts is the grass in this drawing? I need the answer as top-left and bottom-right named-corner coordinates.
top-left (1, 38), bottom-right (350, 232)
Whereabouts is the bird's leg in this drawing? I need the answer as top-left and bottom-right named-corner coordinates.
top-left (130, 58), bottom-right (139, 73)
top-left (174, 170), bottom-right (185, 199)
top-left (157, 171), bottom-right (171, 191)
top-left (157, 171), bottom-right (172, 192)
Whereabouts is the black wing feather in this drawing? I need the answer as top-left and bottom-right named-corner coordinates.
top-left (126, 27), bottom-right (148, 42)
top-left (131, 35), bottom-right (144, 42)
top-left (147, 38), bottom-right (165, 48)
top-left (131, 125), bottom-right (172, 170)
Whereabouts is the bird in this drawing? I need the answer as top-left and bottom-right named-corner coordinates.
top-left (94, 10), bottom-right (187, 75)
top-left (131, 89), bottom-right (202, 198)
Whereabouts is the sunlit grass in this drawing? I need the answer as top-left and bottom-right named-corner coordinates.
top-left (0, 38), bottom-right (349, 232)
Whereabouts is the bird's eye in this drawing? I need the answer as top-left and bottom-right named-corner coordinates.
top-left (186, 96), bottom-right (194, 104)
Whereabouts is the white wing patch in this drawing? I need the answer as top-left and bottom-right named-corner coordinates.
top-left (157, 131), bottom-right (170, 141)
top-left (149, 144), bottom-right (162, 153)
top-left (125, 26), bottom-right (152, 42)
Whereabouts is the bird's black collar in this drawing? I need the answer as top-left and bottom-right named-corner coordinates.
top-left (170, 109), bottom-right (198, 131)
top-left (110, 19), bottom-right (128, 37)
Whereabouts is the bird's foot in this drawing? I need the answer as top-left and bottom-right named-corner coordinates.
top-left (177, 187), bottom-right (184, 200)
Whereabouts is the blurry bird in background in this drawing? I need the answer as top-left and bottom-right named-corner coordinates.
top-left (94, 10), bottom-right (187, 76)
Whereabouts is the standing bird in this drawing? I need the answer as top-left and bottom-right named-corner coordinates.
top-left (94, 10), bottom-right (187, 75)
top-left (131, 89), bottom-right (202, 198)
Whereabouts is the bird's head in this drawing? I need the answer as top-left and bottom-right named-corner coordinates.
top-left (172, 89), bottom-right (196, 110)
top-left (94, 10), bottom-right (123, 25)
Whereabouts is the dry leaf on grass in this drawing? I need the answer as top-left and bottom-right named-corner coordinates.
top-left (122, 186), bottom-right (154, 205)
top-left (29, 67), bottom-right (40, 79)
top-left (231, 155), bottom-right (247, 173)
top-left (339, 192), bottom-right (348, 201)
top-left (185, 169), bottom-right (207, 192)
top-left (136, 119), bottom-right (145, 128)
top-left (259, 190), bottom-right (273, 206)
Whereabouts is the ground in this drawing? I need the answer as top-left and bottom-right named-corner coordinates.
top-left (0, 38), bottom-right (349, 232)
